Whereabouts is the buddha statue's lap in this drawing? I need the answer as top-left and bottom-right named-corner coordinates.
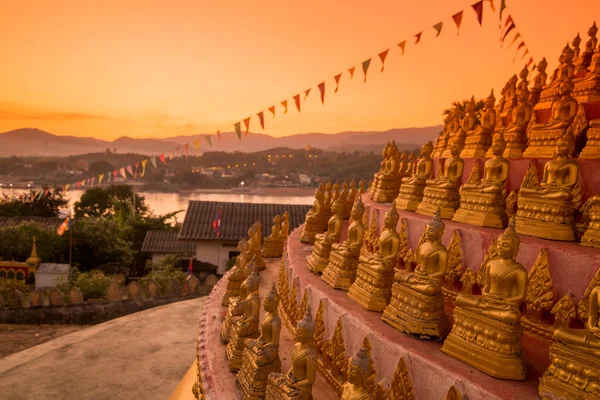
top-left (396, 142), bottom-right (434, 211)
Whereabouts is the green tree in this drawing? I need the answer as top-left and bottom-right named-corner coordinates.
top-left (0, 222), bottom-right (67, 263)
top-left (0, 189), bottom-right (68, 218)
top-left (74, 184), bottom-right (147, 218)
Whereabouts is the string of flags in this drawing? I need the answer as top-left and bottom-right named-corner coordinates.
top-left (0, 0), bottom-right (530, 203)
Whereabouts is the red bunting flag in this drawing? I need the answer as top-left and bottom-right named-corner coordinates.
top-left (507, 32), bottom-right (521, 48)
top-left (499, 0), bottom-right (507, 25)
top-left (472, 1), bottom-right (484, 26)
top-left (334, 74), bottom-right (342, 92)
top-left (348, 67), bottom-right (355, 79)
top-left (158, 153), bottom-right (166, 164)
top-left (414, 32), bottom-right (422, 44)
top-left (76, 181), bottom-right (81, 189)
top-left (318, 82), bottom-right (325, 104)
top-left (452, 11), bottom-right (463, 34)
top-left (243, 117), bottom-right (251, 136)
top-left (281, 100), bottom-right (288, 114)
top-left (433, 22), bottom-right (443, 37)
top-left (502, 22), bottom-right (516, 42)
top-left (184, 143), bottom-right (189, 159)
top-left (517, 41), bottom-right (525, 51)
top-left (527, 57), bottom-right (534, 67)
top-left (521, 49), bottom-right (529, 61)
top-left (113, 170), bottom-right (118, 179)
top-left (378, 50), bottom-right (389, 72)
top-left (206, 135), bottom-right (212, 147)
top-left (217, 130), bottom-right (221, 142)
top-left (362, 59), bottom-right (371, 82)
top-left (293, 94), bottom-right (301, 112)
top-left (487, 0), bottom-right (495, 12)
top-left (234, 122), bottom-right (242, 140)
top-left (398, 40), bottom-right (406, 54)
top-left (304, 88), bottom-right (311, 100)
top-left (257, 111), bottom-right (265, 130)
top-left (504, 14), bottom-right (513, 28)
top-left (268, 106), bottom-right (275, 118)
top-left (44, 189), bottom-right (50, 196)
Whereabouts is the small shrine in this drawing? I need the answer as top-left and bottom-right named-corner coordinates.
top-left (0, 239), bottom-right (41, 281)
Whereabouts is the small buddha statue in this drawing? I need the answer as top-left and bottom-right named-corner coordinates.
top-left (345, 179), bottom-right (358, 219)
top-left (252, 221), bottom-right (267, 270)
top-left (538, 44), bottom-right (576, 107)
top-left (530, 58), bottom-right (548, 105)
top-left (405, 152), bottom-right (417, 175)
top-left (581, 195), bottom-right (600, 247)
top-left (222, 238), bottom-right (250, 306)
top-left (226, 266), bottom-right (262, 371)
top-left (300, 186), bottom-right (326, 244)
top-left (370, 142), bottom-right (405, 203)
top-left (574, 41), bottom-right (600, 101)
top-left (501, 75), bottom-right (519, 115)
top-left (348, 202), bottom-right (401, 311)
top-left (517, 131), bottom-right (581, 240)
top-left (462, 90), bottom-right (496, 157)
top-left (517, 65), bottom-right (530, 92)
top-left (358, 180), bottom-right (365, 196)
top-left (500, 86), bottom-right (532, 158)
top-left (340, 347), bottom-right (372, 400)
top-left (323, 180), bottom-right (334, 222)
top-left (282, 211), bottom-right (290, 240)
top-left (576, 21), bottom-right (598, 74)
top-left (396, 141), bottom-right (434, 211)
top-left (525, 77), bottom-right (579, 158)
top-left (442, 102), bottom-right (475, 158)
top-left (417, 142), bottom-right (464, 219)
top-left (266, 307), bottom-right (317, 400)
top-left (382, 208), bottom-right (450, 339)
top-left (322, 196), bottom-right (366, 290)
top-left (454, 133), bottom-right (510, 228)
top-left (221, 267), bottom-right (260, 344)
top-left (306, 197), bottom-right (345, 274)
top-left (263, 215), bottom-right (284, 258)
top-left (539, 286), bottom-right (600, 398)
top-left (236, 283), bottom-right (283, 399)
top-left (441, 218), bottom-right (528, 380)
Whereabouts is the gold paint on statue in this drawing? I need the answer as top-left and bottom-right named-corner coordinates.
top-left (370, 142), bottom-right (408, 203)
top-left (454, 133), bottom-right (510, 228)
top-left (307, 197), bottom-right (345, 273)
top-left (246, 223), bottom-right (267, 271)
top-left (501, 75), bottom-right (518, 116)
top-left (501, 86), bottom-right (533, 159)
top-left (300, 186), bottom-right (326, 244)
top-left (537, 44), bottom-right (576, 109)
top-left (322, 197), bottom-right (366, 290)
top-left (345, 179), bottom-right (358, 219)
top-left (578, 268), bottom-right (600, 323)
top-left (362, 209), bottom-right (379, 256)
top-left (394, 219), bottom-right (409, 275)
top-left (348, 202), bottom-right (401, 312)
top-left (282, 211), bottom-right (290, 239)
top-left (323, 181), bottom-right (334, 223)
top-left (266, 306), bottom-right (317, 400)
top-left (396, 142), bottom-right (434, 212)
top-left (373, 357), bottom-right (414, 400)
top-left (340, 347), bottom-right (373, 400)
top-left (237, 284), bottom-right (283, 399)
top-left (442, 99), bottom-right (476, 158)
top-left (263, 215), bottom-right (284, 258)
top-left (319, 316), bottom-right (347, 394)
top-left (222, 238), bottom-right (250, 306)
top-left (296, 288), bottom-right (309, 324)
top-left (382, 208), bottom-right (450, 339)
top-left (192, 359), bottom-right (206, 400)
top-left (530, 58), bottom-right (548, 105)
top-left (441, 230), bottom-right (464, 302)
top-left (517, 132), bottom-right (582, 241)
top-left (441, 219), bottom-right (528, 380)
top-left (574, 40), bottom-right (600, 102)
top-left (462, 90), bottom-right (496, 157)
top-left (445, 385), bottom-right (464, 400)
top-left (222, 266), bottom-right (260, 344)
top-left (416, 141), bottom-right (464, 219)
top-left (313, 300), bottom-right (326, 355)
top-left (521, 249), bottom-right (556, 341)
top-left (403, 229), bottom-right (426, 273)
top-left (580, 119), bottom-right (600, 159)
top-left (360, 336), bottom-right (377, 393)
top-left (575, 22), bottom-right (598, 75)
top-left (551, 293), bottom-right (577, 330)
top-left (288, 279), bottom-right (299, 327)
top-left (460, 268), bottom-right (477, 295)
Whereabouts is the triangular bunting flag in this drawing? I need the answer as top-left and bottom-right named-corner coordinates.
top-left (99, 174), bottom-right (104, 185)
top-left (499, 0), bottom-right (507, 24)
top-left (334, 74), bottom-right (342, 93)
top-left (281, 100), bottom-right (288, 114)
top-left (113, 170), bottom-right (118, 179)
top-left (433, 22), bottom-right (443, 37)
top-left (141, 160), bottom-right (148, 177)
top-left (243, 117), bottom-right (251, 135)
top-left (504, 14), bottom-right (513, 28)
top-left (120, 168), bottom-right (127, 179)
top-left (193, 138), bottom-right (201, 154)
top-left (126, 165), bottom-right (134, 176)
top-left (398, 40), bottom-right (406, 54)
top-left (527, 56), bottom-right (534, 67)
top-left (206, 135), bottom-right (212, 147)
top-left (257, 111), bottom-right (265, 131)
top-left (106, 172), bottom-right (112, 182)
top-left (134, 163), bottom-right (139, 178)
top-left (268, 106), bottom-right (275, 118)
top-left (150, 155), bottom-right (157, 168)
top-left (76, 181), bottom-right (81, 189)
top-left (362, 59), bottom-right (371, 82)
top-left (293, 94), bottom-right (301, 112)
top-left (158, 153), bottom-right (166, 164)
top-left (169, 152), bottom-right (173, 160)
top-left (521, 49), bottom-right (529, 60)
top-left (234, 122), bottom-right (242, 140)
top-left (348, 66), bottom-right (355, 79)
top-left (502, 22), bottom-right (516, 42)
top-left (91, 177), bottom-right (96, 186)
top-left (517, 41), bottom-right (525, 51)
top-left (452, 11), bottom-right (463, 34)
top-left (304, 88), bottom-right (311, 100)
top-left (507, 32), bottom-right (521, 48)
top-left (415, 32), bottom-right (422, 44)
top-left (318, 82), bottom-right (325, 104)
top-left (184, 143), bottom-right (189, 159)
top-left (217, 130), bottom-right (221, 142)
top-left (487, 0), bottom-right (495, 12)
top-left (472, 1), bottom-right (484, 26)
top-left (378, 50), bottom-right (389, 72)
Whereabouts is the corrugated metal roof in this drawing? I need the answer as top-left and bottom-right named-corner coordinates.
top-left (141, 230), bottom-right (195, 254)
top-left (0, 217), bottom-right (64, 230)
top-left (179, 201), bottom-right (310, 241)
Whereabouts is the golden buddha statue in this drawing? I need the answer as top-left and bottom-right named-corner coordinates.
top-left (323, 180), bottom-right (334, 223)
top-left (370, 142), bottom-right (406, 203)
top-left (442, 100), bottom-right (476, 158)
top-left (516, 65), bottom-right (530, 93)
top-left (226, 266), bottom-right (262, 371)
top-left (340, 347), bottom-right (372, 400)
top-left (358, 180), bottom-right (365, 196)
top-left (345, 179), bottom-right (358, 219)
top-left (432, 129), bottom-right (447, 158)
top-left (530, 58), bottom-right (548, 105)
top-left (264, 215), bottom-right (284, 258)
top-left (266, 306), bottom-right (317, 400)
top-left (417, 141), bottom-right (465, 219)
top-left (369, 143), bottom-right (391, 200)
top-left (501, 75), bottom-right (518, 115)
top-left (382, 208), bottom-right (450, 339)
top-left (462, 90), bottom-right (496, 157)
top-left (251, 222), bottom-right (267, 270)
top-left (498, 86), bottom-right (532, 159)
top-left (237, 283), bottom-right (283, 399)
top-left (300, 186), bottom-right (326, 244)
top-left (576, 21), bottom-right (598, 75)
top-left (396, 141), bottom-right (434, 212)
top-left (222, 267), bottom-right (260, 344)
top-left (525, 77), bottom-right (580, 158)
top-left (581, 195), bottom-right (600, 248)
top-left (282, 211), bottom-right (290, 240)
top-left (222, 238), bottom-right (250, 306)
top-left (441, 218), bottom-right (528, 380)
top-left (306, 197), bottom-right (345, 274)
top-left (539, 285), bottom-right (600, 398)
top-left (517, 131), bottom-right (581, 241)
top-left (538, 44), bottom-right (576, 108)
top-left (322, 196), bottom-right (366, 291)
top-left (574, 41), bottom-right (600, 102)
top-left (454, 133), bottom-right (510, 228)
top-left (348, 202), bottom-right (401, 312)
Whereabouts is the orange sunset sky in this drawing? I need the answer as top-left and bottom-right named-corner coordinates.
top-left (0, 0), bottom-right (598, 140)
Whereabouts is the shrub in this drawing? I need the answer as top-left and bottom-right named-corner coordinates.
top-left (140, 255), bottom-right (186, 296)
top-left (56, 268), bottom-right (112, 300)
top-left (0, 278), bottom-right (29, 301)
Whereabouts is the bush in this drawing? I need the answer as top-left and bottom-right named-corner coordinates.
top-left (56, 268), bottom-right (112, 300)
top-left (140, 255), bottom-right (186, 296)
top-left (0, 278), bottom-right (29, 300)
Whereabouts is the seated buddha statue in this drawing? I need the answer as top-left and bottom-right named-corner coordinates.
top-left (454, 133), bottom-right (510, 228)
top-left (539, 287), bottom-right (600, 398)
top-left (396, 141), bottom-right (434, 211)
top-left (524, 77), bottom-right (579, 158)
top-left (307, 197), bottom-right (345, 274)
top-left (250, 221), bottom-right (267, 270)
top-left (405, 152), bottom-right (416, 175)
top-left (517, 132), bottom-right (581, 241)
top-left (236, 283), bottom-right (283, 399)
top-left (498, 86), bottom-right (532, 159)
top-left (501, 75), bottom-right (519, 115)
top-left (575, 21), bottom-right (598, 75)
top-left (462, 90), bottom-right (496, 157)
top-left (369, 145), bottom-right (390, 198)
top-left (441, 218), bottom-right (528, 380)
top-left (348, 202), bottom-right (401, 312)
top-left (226, 266), bottom-right (262, 371)
top-left (266, 307), bottom-right (317, 400)
top-left (221, 267), bottom-right (260, 344)
top-left (382, 208), bottom-right (450, 339)
top-left (263, 215), bottom-right (284, 258)
top-left (322, 196), bottom-right (366, 291)
top-left (322, 180), bottom-right (334, 222)
top-left (282, 211), bottom-right (290, 240)
top-left (345, 179), bottom-right (358, 219)
top-left (538, 44), bottom-right (576, 107)
top-left (417, 142), bottom-right (465, 219)
top-left (370, 142), bottom-right (405, 203)
top-left (222, 238), bottom-right (249, 306)
top-left (442, 102), bottom-right (476, 158)
top-left (529, 58), bottom-right (548, 105)
top-left (300, 186), bottom-right (326, 244)
top-left (574, 41), bottom-right (600, 101)
top-left (340, 347), bottom-right (372, 400)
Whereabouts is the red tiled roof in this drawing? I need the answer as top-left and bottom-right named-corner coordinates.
top-left (179, 201), bottom-right (310, 241)
top-left (141, 230), bottom-right (195, 255)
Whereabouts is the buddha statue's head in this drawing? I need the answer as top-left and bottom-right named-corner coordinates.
top-left (409, 152), bottom-right (416, 162)
top-left (359, 180), bottom-right (365, 191)
top-left (589, 21), bottom-right (598, 37)
top-left (264, 283), bottom-right (280, 313)
top-left (351, 196), bottom-right (365, 222)
top-left (385, 202), bottom-right (400, 230)
top-left (517, 87), bottom-right (530, 104)
top-left (238, 238), bottom-right (248, 252)
top-left (295, 305), bottom-right (315, 343)
top-left (559, 77), bottom-right (574, 97)
top-left (241, 266), bottom-right (261, 296)
top-left (491, 133), bottom-right (507, 157)
top-left (315, 187), bottom-right (325, 201)
top-left (283, 211), bottom-right (289, 220)
top-left (538, 57), bottom-right (548, 72)
top-left (255, 221), bottom-right (263, 233)
top-left (572, 33), bottom-right (581, 48)
top-left (273, 215), bottom-right (281, 225)
top-left (450, 141), bottom-right (464, 158)
top-left (382, 144), bottom-right (390, 157)
top-left (497, 218), bottom-right (520, 259)
top-left (509, 74), bottom-right (518, 86)
top-left (347, 347), bottom-right (370, 387)
top-left (519, 65), bottom-right (529, 81)
top-left (556, 131), bottom-right (576, 158)
top-left (425, 208), bottom-right (445, 242)
top-left (332, 197), bottom-right (345, 216)
top-left (350, 179), bottom-right (356, 189)
top-left (421, 141), bottom-right (434, 158)
top-left (563, 44), bottom-right (575, 63)
top-left (466, 97), bottom-right (477, 114)
top-left (485, 90), bottom-right (496, 108)
top-left (326, 180), bottom-right (333, 191)
top-left (400, 151), bottom-right (408, 161)
top-left (342, 181), bottom-right (349, 190)
top-left (334, 182), bottom-right (341, 192)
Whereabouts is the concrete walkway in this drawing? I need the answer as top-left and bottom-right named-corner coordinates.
top-left (0, 297), bottom-right (205, 400)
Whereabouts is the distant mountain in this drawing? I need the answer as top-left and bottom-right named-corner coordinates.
top-left (0, 126), bottom-right (442, 157)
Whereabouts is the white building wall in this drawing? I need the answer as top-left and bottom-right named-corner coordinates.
top-left (195, 241), bottom-right (239, 275)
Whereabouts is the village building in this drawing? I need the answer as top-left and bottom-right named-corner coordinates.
top-left (141, 230), bottom-right (196, 264)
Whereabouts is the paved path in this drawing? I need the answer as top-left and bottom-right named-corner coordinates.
top-left (0, 297), bottom-right (205, 400)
